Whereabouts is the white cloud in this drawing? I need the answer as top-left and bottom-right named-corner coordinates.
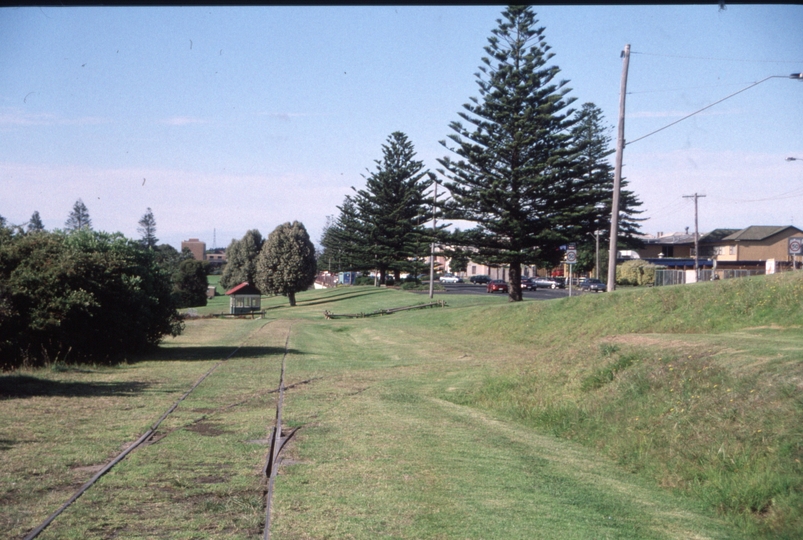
top-left (0, 108), bottom-right (108, 127)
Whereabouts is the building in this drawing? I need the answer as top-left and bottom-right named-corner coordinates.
top-left (181, 238), bottom-right (206, 261)
top-left (224, 282), bottom-right (262, 315)
top-left (706, 226), bottom-right (803, 263)
top-left (205, 247), bottom-right (227, 270)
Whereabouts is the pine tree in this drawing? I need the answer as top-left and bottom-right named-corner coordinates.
top-left (27, 211), bottom-right (45, 233)
top-left (137, 207), bottom-right (158, 249)
top-left (219, 229), bottom-right (263, 290)
top-left (255, 221), bottom-right (317, 306)
top-left (65, 199), bottom-right (92, 231)
top-left (438, 6), bottom-right (580, 301)
top-left (351, 132), bottom-right (433, 284)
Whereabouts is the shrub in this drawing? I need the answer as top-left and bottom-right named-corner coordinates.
top-left (616, 259), bottom-right (663, 286)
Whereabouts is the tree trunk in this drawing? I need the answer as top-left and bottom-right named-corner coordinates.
top-left (378, 267), bottom-right (386, 286)
top-left (288, 291), bottom-right (296, 306)
top-left (393, 268), bottom-right (401, 283)
top-left (508, 262), bottom-right (523, 302)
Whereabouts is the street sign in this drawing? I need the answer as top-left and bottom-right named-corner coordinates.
top-left (789, 237), bottom-right (803, 255)
top-left (566, 242), bottom-right (577, 264)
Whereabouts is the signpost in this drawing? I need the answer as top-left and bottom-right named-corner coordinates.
top-left (788, 237), bottom-right (803, 270)
top-left (566, 243), bottom-right (577, 296)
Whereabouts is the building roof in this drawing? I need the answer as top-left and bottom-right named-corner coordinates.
top-left (643, 232), bottom-right (696, 245)
top-left (723, 225), bottom-right (803, 242)
top-left (699, 228), bottom-right (740, 243)
top-left (225, 282), bottom-right (262, 296)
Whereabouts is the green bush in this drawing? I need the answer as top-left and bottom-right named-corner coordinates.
top-left (616, 259), bottom-right (664, 286)
top-left (0, 228), bottom-right (183, 369)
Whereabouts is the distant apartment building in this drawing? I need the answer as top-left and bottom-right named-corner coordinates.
top-left (206, 247), bottom-right (227, 270)
top-left (181, 238), bottom-right (206, 261)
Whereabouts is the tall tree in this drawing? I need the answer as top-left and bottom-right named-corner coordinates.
top-left (438, 5), bottom-right (580, 301)
top-left (65, 199), bottom-right (92, 231)
top-left (27, 211), bottom-right (45, 233)
top-left (219, 229), bottom-right (263, 290)
top-left (255, 221), bottom-right (317, 307)
top-left (351, 132), bottom-right (433, 284)
top-left (137, 207), bottom-right (158, 249)
top-left (319, 196), bottom-right (373, 274)
top-left (567, 103), bottom-right (644, 273)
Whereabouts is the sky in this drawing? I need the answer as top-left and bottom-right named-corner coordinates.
top-left (1, 5), bottom-right (801, 251)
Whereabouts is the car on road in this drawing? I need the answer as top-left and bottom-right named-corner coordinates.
top-left (520, 277), bottom-right (538, 291)
top-left (581, 278), bottom-right (606, 292)
top-left (533, 277), bottom-right (563, 289)
top-left (469, 274), bottom-right (490, 284)
top-left (486, 280), bottom-right (509, 294)
top-left (439, 274), bottom-right (462, 284)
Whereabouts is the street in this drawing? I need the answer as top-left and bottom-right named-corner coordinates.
top-left (426, 282), bottom-right (592, 299)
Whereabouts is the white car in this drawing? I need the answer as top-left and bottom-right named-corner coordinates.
top-left (439, 274), bottom-right (461, 284)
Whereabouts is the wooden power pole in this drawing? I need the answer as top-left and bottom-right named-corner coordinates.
top-left (683, 193), bottom-right (706, 280)
top-left (607, 44), bottom-right (630, 292)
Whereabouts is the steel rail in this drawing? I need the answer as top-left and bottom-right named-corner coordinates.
top-left (263, 324), bottom-right (294, 540)
top-left (22, 321), bottom-right (273, 540)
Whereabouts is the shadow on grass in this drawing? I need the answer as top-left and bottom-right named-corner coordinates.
top-left (0, 375), bottom-right (151, 400)
top-left (135, 346), bottom-right (302, 363)
top-left (296, 288), bottom-right (387, 308)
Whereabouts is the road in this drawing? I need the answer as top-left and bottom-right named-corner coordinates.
top-left (430, 282), bottom-right (595, 299)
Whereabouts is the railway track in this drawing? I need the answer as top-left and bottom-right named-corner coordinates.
top-left (22, 321), bottom-right (298, 540)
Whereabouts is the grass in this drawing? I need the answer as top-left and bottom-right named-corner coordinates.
top-left (4, 274), bottom-right (803, 538)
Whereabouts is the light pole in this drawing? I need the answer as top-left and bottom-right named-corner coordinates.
top-left (428, 173), bottom-right (438, 300)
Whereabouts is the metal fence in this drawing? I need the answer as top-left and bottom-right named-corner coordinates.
top-left (654, 268), bottom-right (764, 286)
top-left (654, 269), bottom-right (686, 286)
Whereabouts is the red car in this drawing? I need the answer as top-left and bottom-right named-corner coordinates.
top-left (486, 280), bottom-right (509, 294)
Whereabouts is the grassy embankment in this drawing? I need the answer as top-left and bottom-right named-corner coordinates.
top-left (2, 273), bottom-right (802, 538)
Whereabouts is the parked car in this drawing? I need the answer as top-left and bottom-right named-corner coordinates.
top-left (533, 277), bottom-right (562, 289)
top-left (486, 280), bottom-right (509, 294)
top-left (470, 274), bottom-right (490, 284)
top-left (440, 274), bottom-right (462, 284)
top-left (581, 278), bottom-right (606, 292)
top-left (520, 277), bottom-right (538, 291)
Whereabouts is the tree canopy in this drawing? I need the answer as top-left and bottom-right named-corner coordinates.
top-left (219, 229), bottom-right (263, 290)
top-left (255, 221), bottom-right (317, 306)
top-left (438, 6), bottom-right (640, 300)
top-left (65, 199), bottom-right (92, 231)
top-left (0, 228), bottom-right (183, 369)
top-left (138, 207), bottom-right (158, 249)
top-left (346, 132), bottom-right (436, 284)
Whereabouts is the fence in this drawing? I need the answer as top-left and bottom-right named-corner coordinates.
top-left (654, 268), bottom-right (764, 286)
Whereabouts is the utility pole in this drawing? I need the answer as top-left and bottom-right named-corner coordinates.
top-left (428, 175), bottom-right (438, 299)
top-left (683, 193), bottom-right (706, 280)
top-left (595, 230), bottom-right (600, 280)
top-left (607, 44), bottom-right (630, 292)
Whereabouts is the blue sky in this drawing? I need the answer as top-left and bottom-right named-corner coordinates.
top-left (1, 5), bottom-right (801, 251)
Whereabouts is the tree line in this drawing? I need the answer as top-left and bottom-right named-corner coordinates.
top-left (319, 6), bottom-right (643, 301)
top-left (0, 203), bottom-right (209, 369)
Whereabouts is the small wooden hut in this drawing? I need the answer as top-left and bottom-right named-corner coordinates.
top-left (225, 282), bottom-right (262, 315)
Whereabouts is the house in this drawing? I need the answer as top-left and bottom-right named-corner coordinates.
top-left (706, 226), bottom-right (803, 263)
top-left (225, 282), bottom-right (262, 315)
top-left (205, 247), bottom-right (227, 270)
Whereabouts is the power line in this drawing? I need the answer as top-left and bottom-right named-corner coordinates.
top-left (628, 81), bottom-right (762, 95)
top-left (631, 51), bottom-right (802, 65)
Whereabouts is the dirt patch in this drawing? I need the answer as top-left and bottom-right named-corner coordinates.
top-left (196, 475), bottom-right (229, 484)
top-left (186, 420), bottom-right (231, 437)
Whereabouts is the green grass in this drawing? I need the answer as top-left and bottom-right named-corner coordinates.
top-left (5, 273), bottom-right (803, 538)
